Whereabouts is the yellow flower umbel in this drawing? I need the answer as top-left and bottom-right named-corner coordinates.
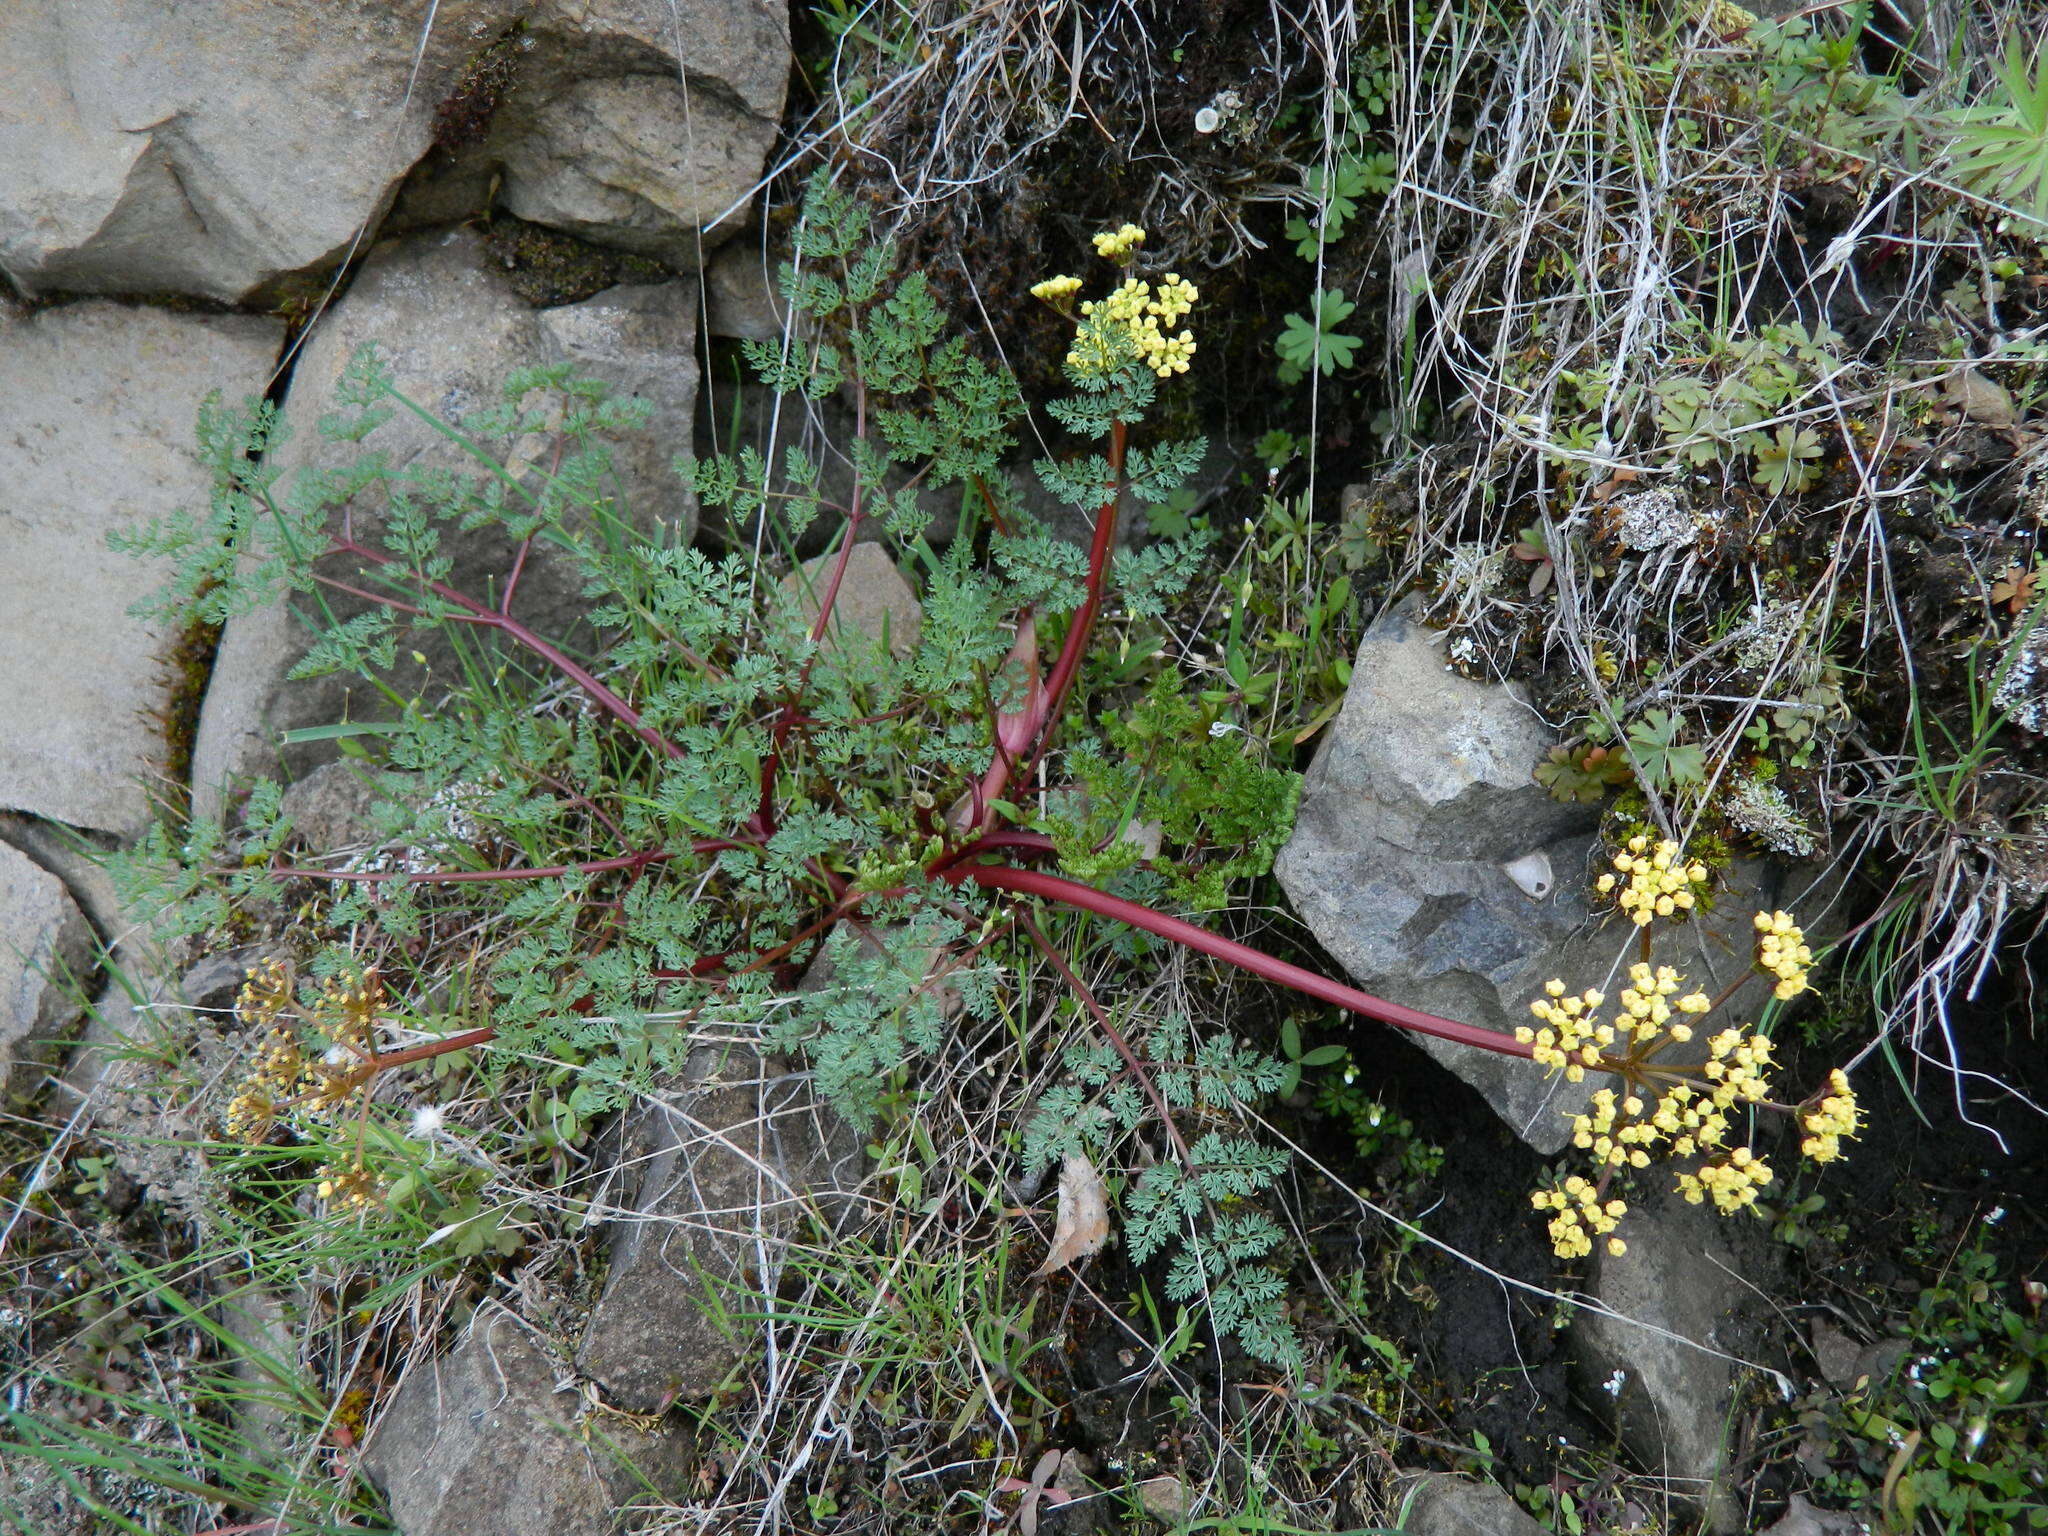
top-left (1594, 835), bottom-right (1709, 926)
top-left (1532, 1177), bottom-right (1629, 1260)
top-left (1091, 222), bottom-right (1146, 261)
top-left (223, 960), bottom-right (310, 1143)
top-left (1519, 843), bottom-right (1856, 1259)
top-left (315, 1160), bottom-right (383, 1210)
top-left (1798, 1068), bottom-right (1860, 1162)
top-left (221, 961), bottom-right (402, 1140)
top-left (1754, 909), bottom-right (1814, 998)
top-left (1033, 228), bottom-right (1200, 381)
top-left (223, 1024), bottom-right (312, 1144)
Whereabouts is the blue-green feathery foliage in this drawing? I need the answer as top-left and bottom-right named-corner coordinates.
top-left (113, 168), bottom-right (1309, 1374)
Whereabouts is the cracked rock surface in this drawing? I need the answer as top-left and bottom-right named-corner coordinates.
top-left (363, 1307), bottom-right (688, 1536)
top-left (0, 301), bottom-right (281, 836)
top-left (1277, 603), bottom-right (1828, 1152)
top-left (576, 1047), bottom-right (861, 1412)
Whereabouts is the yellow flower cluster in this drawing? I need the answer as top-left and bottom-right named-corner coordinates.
top-left (223, 961), bottom-right (396, 1143)
top-left (1702, 1024), bottom-right (1775, 1099)
top-left (1617, 963), bottom-right (1713, 1041)
top-left (223, 1024), bottom-right (312, 1144)
top-left (1070, 275), bottom-right (1199, 378)
top-left (1517, 964), bottom-right (1711, 1078)
top-left (1754, 909), bottom-right (1813, 999)
top-left (1531, 1176), bottom-right (1629, 1259)
top-left (1092, 222), bottom-right (1146, 260)
top-left (1675, 1144), bottom-right (1774, 1213)
top-left (1520, 979), bottom-right (1607, 1080)
top-left (1150, 274), bottom-right (1198, 325)
top-left (1575, 1086), bottom-right (1657, 1169)
top-left (1518, 852), bottom-right (1851, 1262)
top-left (1594, 836), bottom-right (1709, 926)
top-left (316, 1161), bottom-right (383, 1210)
top-left (1520, 952), bottom-right (1804, 1256)
top-left (1043, 225), bottom-right (1201, 381)
top-left (238, 956), bottom-right (294, 1028)
top-left (224, 960), bottom-right (307, 1142)
top-left (1799, 1068), bottom-right (1859, 1162)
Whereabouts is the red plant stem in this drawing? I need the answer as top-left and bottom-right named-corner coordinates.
top-left (754, 384), bottom-right (870, 836)
top-left (325, 536), bottom-right (683, 762)
top-left (269, 845), bottom-right (743, 885)
top-left (1029, 420), bottom-right (1127, 761)
top-left (501, 533), bottom-right (534, 616)
top-left (309, 573), bottom-right (475, 624)
top-left (345, 1025), bottom-right (498, 1080)
top-left (973, 420), bottom-right (1127, 822)
top-left (946, 862), bottom-right (1535, 1060)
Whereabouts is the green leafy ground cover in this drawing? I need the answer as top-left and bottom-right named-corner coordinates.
top-left (6, 3), bottom-right (2048, 1534)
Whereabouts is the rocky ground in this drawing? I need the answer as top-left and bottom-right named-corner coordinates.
top-left (4, 3), bottom-right (2047, 1535)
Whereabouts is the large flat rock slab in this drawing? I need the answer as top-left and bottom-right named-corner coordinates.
top-left (191, 230), bottom-right (697, 817)
top-left (0, 301), bottom-right (282, 835)
top-left (0, 1), bottom-right (790, 303)
top-left (0, 1), bottom-right (519, 302)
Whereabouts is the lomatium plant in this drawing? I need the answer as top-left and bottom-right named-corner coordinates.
top-left (1520, 837), bottom-right (1860, 1259)
top-left (117, 173), bottom-right (1849, 1380)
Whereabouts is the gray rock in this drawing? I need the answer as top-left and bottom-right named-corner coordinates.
top-left (192, 231), bottom-right (697, 819)
top-left (1572, 1194), bottom-right (1773, 1533)
top-left (1276, 604), bottom-right (1816, 1152)
top-left (702, 242), bottom-right (790, 340)
top-left (1394, 1474), bottom-right (1551, 1536)
top-left (1136, 1473), bottom-right (1198, 1525)
top-left (177, 947), bottom-right (274, 1020)
top-left (0, 1), bottom-right (523, 302)
top-left (1760, 1493), bottom-right (1864, 1536)
top-left (0, 815), bottom-right (122, 938)
top-left (535, 281), bottom-right (702, 533)
top-left (399, 0), bottom-right (790, 267)
top-left (0, 1), bottom-right (788, 303)
top-left (276, 761), bottom-right (405, 854)
top-left (782, 541), bottom-right (923, 656)
top-left (1, 842), bottom-right (97, 1101)
top-left (363, 1308), bottom-right (686, 1536)
top-left (576, 1048), bottom-right (860, 1412)
top-left (0, 302), bottom-right (282, 835)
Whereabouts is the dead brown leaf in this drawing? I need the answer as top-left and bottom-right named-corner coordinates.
top-left (1031, 1152), bottom-right (1110, 1278)
top-left (1945, 368), bottom-right (2018, 431)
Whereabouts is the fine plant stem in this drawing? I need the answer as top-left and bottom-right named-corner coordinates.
top-left (756, 380), bottom-right (871, 835)
top-left (1017, 912), bottom-right (1194, 1166)
top-left (326, 536), bottom-right (684, 762)
top-left (268, 843), bottom-right (744, 885)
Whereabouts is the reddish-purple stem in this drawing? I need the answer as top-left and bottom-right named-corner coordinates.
top-left (944, 862), bottom-right (1535, 1060)
top-left (974, 421), bottom-right (1126, 820)
top-left (326, 536), bottom-right (682, 762)
top-left (501, 533), bottom-right (534, 616)
top-left (272, 843), bottom-right (743, 886)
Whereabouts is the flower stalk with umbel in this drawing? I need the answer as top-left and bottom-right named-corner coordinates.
top-left (1521, 837), bottom-right (1859, 1259)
